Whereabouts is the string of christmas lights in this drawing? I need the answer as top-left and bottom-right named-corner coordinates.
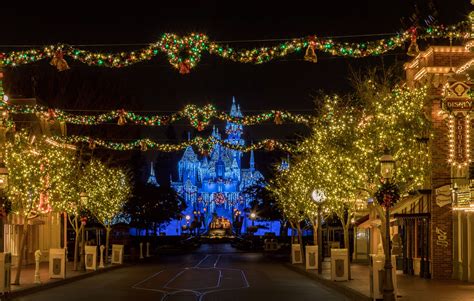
top-left (51, 135), bottom-right (295, 154)
top-left (0, 21), bottom-right (469, 73)
top-left (6, 103), bottom-right (312, 129)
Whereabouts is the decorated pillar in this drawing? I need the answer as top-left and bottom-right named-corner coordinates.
top-left (432, 79), bottom-right (472, 279)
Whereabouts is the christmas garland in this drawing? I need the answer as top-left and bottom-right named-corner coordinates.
top-left (6, 103), bottom-right (311, 129)
top-left (51, 135), bottom-right (295, 154)
top-left (0, 21), bottom-right (469, 73)
top-left (375, 182), bottom-right (401, 208)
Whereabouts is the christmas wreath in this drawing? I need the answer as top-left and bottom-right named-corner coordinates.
top-left (375, 182), bottom-right (400, 208)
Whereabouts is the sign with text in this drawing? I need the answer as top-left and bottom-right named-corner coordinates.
top-left (442, 81), bottom-right (472, 111)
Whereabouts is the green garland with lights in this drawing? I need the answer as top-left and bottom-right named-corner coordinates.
top-left (0, 21), bottom-right (469, 73)
top-left (6, 103), bottom-right (311, 129)
top-left (52, 135), bottom-right (295, 154)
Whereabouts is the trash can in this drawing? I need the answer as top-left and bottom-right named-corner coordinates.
top-left (49, 248), bottom-right (66, 279)
top-left (291, 244), bottom-right (303, 264)
top-left (0, 253), bottom-right (11, 294)
top-left (331, 248), bottom-right (348, 281)
top-left (369, 254), bottom-right (398, 300)
top-left (305, 245), bottom-right (318, 270)
top-left (85, 246), bottom-right (97, 270)
top-left (111, 244), bottom-right (124, 264)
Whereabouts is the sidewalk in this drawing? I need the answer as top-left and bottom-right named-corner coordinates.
top-left (5, 260), bottom-right (126, 299)
top-left (285, 260), bottom-right (474, 301)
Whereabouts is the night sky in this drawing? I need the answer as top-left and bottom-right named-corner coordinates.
top-left (1, 0), bottom-right (471, 183)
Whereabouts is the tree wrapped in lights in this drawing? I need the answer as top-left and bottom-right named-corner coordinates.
top-left (350, 72), bottom-right (431, 255)
top-left (5, 131), bottom-right (77, 284)
top-left (270, 166), bottom-right (313, 259)
top-left (298, 95), bottom-right (368, 258)
top-left (273, 71), bottom-right (431, 264)
top-left (81, 159), bottom-right (131, 264)
top-left (297, 73), bottom-right (430, 256)
top-left (49, 147), bottom-right (91, 271)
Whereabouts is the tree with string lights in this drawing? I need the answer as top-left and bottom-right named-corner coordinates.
top-left (273, 70), bottom-right (431, 272)
top-left (82, 159), bottom-right (131, 264)
top-left (5, 131), bottom-right (77, 284)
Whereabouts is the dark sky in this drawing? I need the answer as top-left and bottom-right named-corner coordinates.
top-left (1, 0), bottom-right (471, 182)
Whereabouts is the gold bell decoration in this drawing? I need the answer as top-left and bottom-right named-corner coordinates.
top-left (47, 108), bottom-right (57, 124)
top-left (274, 111), bottom-right (283, 125)
top-left (50, 50), bottom-right (70, 72)
top-left (264, 139), bottom-right (275, 151)
top-left (140, 140), bottom-right (148, 151)
top-left (117, 109), bottom-right (126, 125)
top-left (304, 40), bottom-right (317, 63)
top-left (407, 27), bottom-right (420, 57)
top-left (88, 138), bottom-right (96, 150)
top-left (179, 61), bottom-right (191, 74)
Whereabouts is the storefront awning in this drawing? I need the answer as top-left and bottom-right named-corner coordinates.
top-left (391, 194), bottom-right (423, 215)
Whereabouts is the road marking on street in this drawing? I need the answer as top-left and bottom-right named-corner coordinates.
top-left (194, 255), bottom-right (210, 268)
top-left (213, 254), bottom-right (221, 268)
top-left (132, 254), bottom-right (250, 301)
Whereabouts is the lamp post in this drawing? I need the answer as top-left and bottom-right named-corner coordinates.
top-left (185, 214), bottom-right (191, 235)
top-left (79, 192), bottom-right (88, 271)
top-left (0, 161), bottom-right (8, 252)
top-left (379, 153), bottom-right (396, 301)
top-left (312, 189), bottom-right (325, 274)
top-left (0, 92), bottom-right (9, 253)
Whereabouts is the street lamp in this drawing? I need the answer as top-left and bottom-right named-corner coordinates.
top-left (185, 215), bottom-right (191, 234)
top-left (250, 212), bottom-right (256, 226)
top-left (312, 189), bottom-right (325, 274)
top-left (379, 153), bottom-right (396, 301)
top-left (79, 192), bottom-right (88, 271)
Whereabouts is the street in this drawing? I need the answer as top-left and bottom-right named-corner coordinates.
top-left (12, 244), bottom-right (349, 301)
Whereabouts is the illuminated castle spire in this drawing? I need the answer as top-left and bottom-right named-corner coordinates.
top-left (147, 162), bottom-right (160, 187)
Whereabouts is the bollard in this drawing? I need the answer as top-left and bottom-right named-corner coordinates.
top-left (34, 250), bottom-right (42, 284)
top-left (139, 242), bottom-right (144, 259)
top-left (146, 242), bottom-right (150, 257)
top-left (99, 245), bottom-right (105, 268)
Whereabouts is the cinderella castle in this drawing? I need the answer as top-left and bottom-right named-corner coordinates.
top-left (150, 98), bottom-right (269, 235)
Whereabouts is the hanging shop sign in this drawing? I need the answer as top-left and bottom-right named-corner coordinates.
top-left (442, 81), bottom-right (472, 111)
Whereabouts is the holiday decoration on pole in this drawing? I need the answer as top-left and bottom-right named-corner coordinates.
top-left (375, 182), bottom-right (400, 208)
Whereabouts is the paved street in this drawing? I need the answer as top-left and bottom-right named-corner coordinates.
top-left (12, 244), bottom-right (348, 301)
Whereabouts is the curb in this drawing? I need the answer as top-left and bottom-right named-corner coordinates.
top-left (5, 264), bottom-right (129, 300)
top-left (283, 263), bottom-right (371, 301)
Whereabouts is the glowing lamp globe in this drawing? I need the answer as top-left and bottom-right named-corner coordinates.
top-left (250, 212), bottom-right (256, 219)
top-left (80, 192), bottom-right (88, 205)
top-left (312, 189), bottom-right (325, 204)
top-left (185, 215), bottom-right (191, 221)
top-left (379, 154), bottom-right (395, 180)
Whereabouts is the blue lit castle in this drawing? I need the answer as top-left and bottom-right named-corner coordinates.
top-left (169, 97), bottom-right (264, 234)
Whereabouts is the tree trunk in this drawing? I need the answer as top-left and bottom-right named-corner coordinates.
top-left (73, 217), bottom-right (80, 271)
top-left (343, 223), bottom-right (351, 280)
top-left (312, 218), bottom-right (318, 246)
top-left (13, 223), bottom-right (28, 285)
top-left (296, 222), bottom-right (304, 263)
top-left (105, 226), bottom-right (111, 264)
top-left (289, 221), bottom-right (295, 243)
top-left (374, 204), bottom-right (388, 255)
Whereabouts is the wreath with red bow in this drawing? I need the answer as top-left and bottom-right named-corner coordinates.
top-left (375, 182), bottom-right (400, 208)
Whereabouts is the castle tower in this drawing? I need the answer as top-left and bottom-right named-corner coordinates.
top-left (147, 162), bottom-right (160, 187)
